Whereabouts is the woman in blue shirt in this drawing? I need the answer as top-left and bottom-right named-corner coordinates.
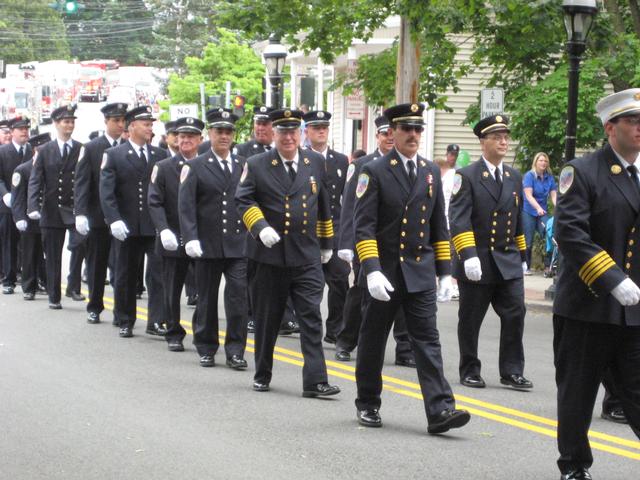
top-left (522, 152), bottom-right (557, 275)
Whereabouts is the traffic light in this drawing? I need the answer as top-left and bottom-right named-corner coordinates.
top-left (48, 1), bottom-right (84, 14)
top-left (65, 1), bottom-right (78, 13)
top-left (233, 95), bottom-right (246, 117)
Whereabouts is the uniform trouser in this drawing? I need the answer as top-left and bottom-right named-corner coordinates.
top-left (337, 263), bottom-right (413, 359)
top-left (41, 227), bottom-right (72, 303)
top-left (247, 281), bottom-right (299, 327)
top-left (457, 278), bottom-right (526, 379)
top-left (184, 263), bottom-right (197, 298)
top-left (0, 213), bottom-right (19, 287)
top-left (162, 256), bottom-right (191, 343)
top-left (553, 315), bottom-right (640, 474)
top-left (66, 229), bottom-right (86, 294)
top-left (108, 239), bottom-right (117, 286)
top-left (249, 260), bottom-right (328, 387)
top-left (193, 258), bottom-right (248, 358)
top-left (85, 227), bottom-right (111, 314)
top-left (113, 236), bottom-right (162, 330)
top-left (355, 275), bottom-right (455, 421)
top-left (19, 231), bottom-right (43, 294)
top-left (602, 372), bottom-right (623, 413)
top-left (322, 250), bottom-right (350, 339)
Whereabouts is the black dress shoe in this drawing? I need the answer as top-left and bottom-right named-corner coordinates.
top-left (3, 286), bottom-right (14, 294)
top-left (247, 319), bottom-right (255, 333)
top-left (323, 335), bottom-right (336, 344)
top-left (335, 350), bottom-right (351, 361)
top-left (302, 382), bottom-right (341, 398)
top-left (23, 292), bottom-right (35, 301)
top-left (428, 408), bottom-right (471, 434)
top-left (186, 295), bottom-right (197, 308)
top-left (87, 312), bottom-right (101, 324)
top-left (119, 327), bottom-right (133, 338)
top-left (253, 381), bottom-right (270, 392)
top-left (500, 374), bottom-right (533, 389)
top-left (226, 355), bottom-right (248, 370)
top-left (357, 409), bottom-right (382, 428)
top-left (279, 320), bottom-right (299, 335)
top-left (167, 341), bottom-right (184, 352)
top-left (199, 354), bottom-right (215, 367)
top-left (461, 375), bottom-right (486, 388)
top-left (395, 357), bottom-right (416, 368)
top-left (601, 408), bottom-right (628, 424)
top-left (65, 290), bottom-right (86, 301)
top-left (145, 323), bottom-right (167, 336)
top-left (48, 302), bottom-right (62, 310)
top-left (561, 468), bottom-right (592, 480)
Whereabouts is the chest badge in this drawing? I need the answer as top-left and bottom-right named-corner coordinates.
top-left (611, 164), bottom-right (622, 175)
top-left (304, 157), bottom-right (310, 165)
top-left (271, 159), bottom-right (278, 166)
top-left (310, 175), bottom-right (317, 194)
top-left (427, 173), bottom-right (433, 197)
top-left (390, 159), bottom-right (398, 166)
top-left (482, 171), bottom-right (489, 178)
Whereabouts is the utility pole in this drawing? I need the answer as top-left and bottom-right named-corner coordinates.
top-left (395, 16), bottom-right (420, 104)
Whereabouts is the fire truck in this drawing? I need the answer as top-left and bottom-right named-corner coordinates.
top-left (78, 60), bottom-right (119, 102)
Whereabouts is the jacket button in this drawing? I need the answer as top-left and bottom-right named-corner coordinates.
top-left (401, 231), bottom-right (406, 237)
top-left (490, 246), bottom-right (494, 251)
top-left (237, 220), bottom-right (241, 224)
top-left (402, 218), bottom-right (407, 224)
top-left (302, 195), bottom-right (306, 200)
top-left (223, 229), bottom-right (227, 233)
top-left (285, 212), bottom-right (290, 218)
top-left (222, 201), bottom-right (227, 206)
top-left (628, 251), bottom-right (633, 258)
top-left (491, 229), bottom-right (496, 234)
top-left (302, 229), bottom-right (306, 234)
top-left (285, 221), bottom-right (290, 226)
top-left (422, 205), bottom-right (426, 211)
top-left (400, 243), bottom-right (405, 249)
top-left (223, 219), bottom-right (227, 223)
top-left (508, 212), bottom-right (512, 217)
top-left (507, 220), bottom-right (511, 225)
top-left (493, 212), bottom-right (497, 217)
top-left (419, 232), bottom-right (424, 238)
top-left (284, 230), bottom-right (288, 235)
top-left (626, 262), bottom-right (631, 269)
top-left (223, 192), bottom-right (226, 196)
top-left (492, 221), bottom-right (497, 226)
top-left (236, 229), bottom-right (240, 233)
top-left (302, 203), bottom-right (307, 208)
top-left (400, 256), bottom-right (404, 262)
top-left (629, 239), bottom-right (635, 246)
top-left (303, 220), bottom-right (307, 225)
top-left (416, 256), bottom-right (421, 262)
top-left (421, 219), bottom-right (426, 224)
top-left (222, 210), bottom-right (226, 215)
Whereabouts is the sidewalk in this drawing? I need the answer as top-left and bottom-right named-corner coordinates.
top-left (524, 272), bottom-right (554, 312)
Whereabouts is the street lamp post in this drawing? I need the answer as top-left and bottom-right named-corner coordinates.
top-left (262, 35), bottom-right (288, 109)
top-left (545, 0), bottom-right (598, 301)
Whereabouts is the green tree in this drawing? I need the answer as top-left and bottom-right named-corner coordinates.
top-left (167, 29), bottom-right (265, 140)
top-left (0, 0), bottom-right (70, 63)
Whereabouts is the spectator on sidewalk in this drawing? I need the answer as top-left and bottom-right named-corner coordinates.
top-left (522, 152), bottom-right (557, 274)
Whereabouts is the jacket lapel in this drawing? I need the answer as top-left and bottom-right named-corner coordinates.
top-left (606, 145), bottom-right (640, 213)
top-left (289, 149), bottom-right (311, 195)
top-left (496, 167), bottom-right (515, 210)
top-left (267, 149), bottom-right (291, 192)
top-left (387, 148), bottom-right (411, 195)
top-left (125, 141), bottom-right (146, 173)
top-left (407, 157), bottom-right (430, 202)
top-left (478, 159), bottom-right (500, 202)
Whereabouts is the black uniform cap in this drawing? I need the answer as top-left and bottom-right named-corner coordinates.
top-left (269, 109), bottom-right (303, 129)
top-left (164, 121), bottom-right (178, 134)
top-left (51, 104), bottom-right (77, 121)
top-left (374, 115), bottom-right (390, 133)
top-left (175, 116), bottom-right (205, 134)
top-left (473, 114), bottom-right (510, 138)
top-left (28, 132), bottom-right (51, 148)
top-left (253, 105), bottom-right (274, 121)
top-left (100, 102), bottom-right (128, 118)
top-left (206, 108), bottom-right (238, 129)
top-left (303, 110), bottom-right (331, 127)
top-left (383, 103), bottom-right (425, 126)
top-left (125, 105), bottom-right (156, 123)
top-left (8, 116), bottom-right (31, 129)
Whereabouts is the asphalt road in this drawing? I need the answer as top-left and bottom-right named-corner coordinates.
top-left (1, 278), bottom-right (638, 479)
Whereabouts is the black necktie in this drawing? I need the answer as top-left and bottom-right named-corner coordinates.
top-left (628, 165), bottom-right (640, 192)
top-left (18, 146), bottom-right (24, 162)
top-left (113, 140), bottom-right (118, 147)
top-left (495, 167), bottom-right (502, 188)
top-left (221, 160), bottom-right (231, 180)
top-left (139, 147), bottom-right (147, 163)
top-left (264, 145), bottom-right (271, 151)
top-left (63, 143), bottom-right (70, 161)
top-left (285, 160), bottom-right (296, 182)
top-left (407, 160), bottom-right (416, 184)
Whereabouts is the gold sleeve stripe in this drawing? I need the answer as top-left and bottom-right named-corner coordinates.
top-left (242, 206), bottom-right (265, 230)
top-left (356, 240), bottom-right (379, 261)
top-left (515, 234), bottom-right (526, 251)
top-left (452, 231), bottom-right (476, 253)
top-left (316, 224), bottom-right (335, 238)
top-left (579, 251), bottom-right (617, 286)
top-left (433, 241), bottom-right (452, 260)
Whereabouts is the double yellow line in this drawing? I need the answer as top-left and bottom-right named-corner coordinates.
top-left (94, 291), bottom-right (640, 461)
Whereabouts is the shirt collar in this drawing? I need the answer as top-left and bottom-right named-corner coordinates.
top-left (612, 147), bottom-right (640, 171)
top-left (277, 149), bottom-right (299, 166)
top-left (12, 140), bottom-right (25, 152)
top-left (128, 139), bottom-right (147, 157)
top-left (396, 149), bottom-right (418, 172)
top-left (214, 151), bottom-right (232, 164)
top-left (311, 146), bottom-right (328, 159)
top-left (482, 156), bottom-right (503, 175)
top-left (105, 133), bottom-right (119, 146)
top-left (56, 137), bottom-right (73, 153)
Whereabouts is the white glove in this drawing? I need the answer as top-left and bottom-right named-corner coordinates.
top-left (15, 220), bottom-right (27, 232)
top-left (464, 257), bottom-right (482, 282)
top-left (27, 211), bottom-right (41, 220)
top-left (75, 215), bottom-right (90, 236)
top-left (366, 271), bottom-right (394, 302)
top-left (160, 229), bottom-right (179, 251)
top-left (110, 220), bottom-right (129, 242)
top-left (611, 278), bottom-right (640, 306)
top-left (522, 262), bottom-right (528, 274)
top-left (185, 240), bottom-right (203, 258)
top-left (337, 249), bottom-right (354, 263)
top-left (3, 193), bottom-right (11, 207)
top-left (320, 249), bottom-right (333, 264)
top-left (437, 275), bottom-right (453, 302)
top-left (259, 226), bottom-right (281, 248)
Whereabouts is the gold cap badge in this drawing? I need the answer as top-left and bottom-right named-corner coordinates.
top-left (284, 110), bottom-right (292, 118)
top-left (496, 115), bottom-right (503, 123)
top-left (411, 104), bottom-right (419, 112)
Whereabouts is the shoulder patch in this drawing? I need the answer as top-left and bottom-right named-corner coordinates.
top-left (77, 146), bottom-right (85, 163)
top-left (180, 164), bottom-right (190, 184)
top-left (151, 164), bottom-right (158, 184)
top-left (11, 172), bottom-right (21, 188)
top-left (355, 173), bottom-right (370, 198)
top-left (346, 163), bottom-right (355, 183)
top-left (100, 153), bottom-right (108, 170)
top-left (240, 162), bottom-right (249, 183)
top-left (558, 165), bottom-right (575, 195)
top-left (452, 173), bottom-right (463, 195)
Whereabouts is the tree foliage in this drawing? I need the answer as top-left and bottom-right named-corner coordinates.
top-left (0, 0), bottom-right (70, 63)
top-left (167, 29), bottom-right (265, 140)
